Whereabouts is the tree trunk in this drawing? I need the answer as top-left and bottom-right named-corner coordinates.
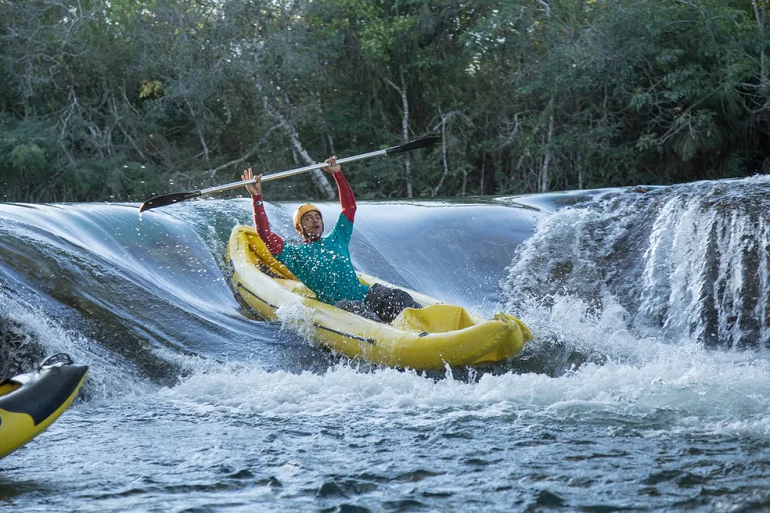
top-left (259, 93), bottom-right (335, 199)
top-left (317, 94), bottom-right (336, 156)
top-left (430, 110), bottom-right (460, 197)
top-left (289, 130), bottom-right (337, 200)
top-left (577, 155), bottom-right (583, 190)
top-left (753, 0), bottom-right (768, 88)
top-left (385, 71), bottom-right (412, 197)
top-left (752, 0), bottom-right (770, 144)
top-left (432, 119), bottom-right (448, 197)
top-left (540, 97), bottom-right (555, 193)
top-left (185, 98), bottom-right (210, 167)
top-left (480, 152), bottom-right (486, 194)
top-left (536, 0), bottom-right (552, 18)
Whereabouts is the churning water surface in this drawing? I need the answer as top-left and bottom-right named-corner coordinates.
top-left (1, 178), bottom-right (770, 512)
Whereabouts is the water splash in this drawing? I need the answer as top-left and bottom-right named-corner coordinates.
top-left (502, 176), bottom-right (770, 349)
top-left (0, 287), bottom-right (154, 399)
top-left (275, 303), bottom-right (316, 341)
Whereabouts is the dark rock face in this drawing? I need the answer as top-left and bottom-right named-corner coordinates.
top-left (0, 317), bottom-right (45, 379)
top-left (503, 179), bottom-right (770, 349)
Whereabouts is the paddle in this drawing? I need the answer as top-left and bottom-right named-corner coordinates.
top-left (138, 136), bottom-right (439, 212)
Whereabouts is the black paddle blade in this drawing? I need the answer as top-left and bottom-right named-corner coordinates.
top-left (385, 136), bottom-right (440, 155)
top-left (138, 190), bottom-right (202, 212)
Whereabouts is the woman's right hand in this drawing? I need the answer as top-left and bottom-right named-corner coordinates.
top-left (241, 168), bottom-right (262, 197)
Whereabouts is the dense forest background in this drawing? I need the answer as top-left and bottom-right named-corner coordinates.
top-left (1, 0), bottom-right (768, 203)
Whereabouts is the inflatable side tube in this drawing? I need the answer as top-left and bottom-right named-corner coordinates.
top-left (0, 364), bottom-right (88, 460)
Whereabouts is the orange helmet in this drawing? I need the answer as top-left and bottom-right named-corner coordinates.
top-left (293, 203), bottom-right (322, 236)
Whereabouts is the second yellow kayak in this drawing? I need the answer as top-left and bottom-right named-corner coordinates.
top-left (0, 354), bottom-right (88, 460)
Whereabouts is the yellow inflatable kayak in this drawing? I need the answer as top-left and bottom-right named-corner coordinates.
top-left (0, 354), bottom-right (88, 460)
top-left (227, 225), bottom-right (532, 370)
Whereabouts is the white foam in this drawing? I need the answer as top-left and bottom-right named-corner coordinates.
top-left (0, 290), bottom-right (153, 399)
top-left (275, 302), bottom-right (317, 341)
top-left (155, 324), bottom-right (770, 441)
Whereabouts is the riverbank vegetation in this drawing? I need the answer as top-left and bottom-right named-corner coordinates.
top-left (1, 0), bottom-right (768, 202)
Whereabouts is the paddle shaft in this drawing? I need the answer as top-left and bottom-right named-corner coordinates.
top-left (138, 136), bottom-right (438, 212)
top-left (202, 147), bottom-right (388, 196)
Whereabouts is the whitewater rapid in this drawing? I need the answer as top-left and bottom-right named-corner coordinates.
top-left (2, 179), bottom-right (770, 511)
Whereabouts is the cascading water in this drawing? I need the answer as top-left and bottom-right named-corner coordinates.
top-left (502, 176), bottom-right (770, 350)
top-left (1, 180), bottom-right (769, 511)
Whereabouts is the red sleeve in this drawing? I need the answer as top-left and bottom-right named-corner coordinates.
top-left (252, 195), bottom-right (284, 255)
top-left (334, 171), bottom-right (356, 223)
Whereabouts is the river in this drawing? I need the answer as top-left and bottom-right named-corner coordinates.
top-left (1, 177), bottom-right (769, 511)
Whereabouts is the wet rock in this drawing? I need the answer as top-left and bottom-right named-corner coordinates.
top-left (0, 316), bottom-right (45, 379)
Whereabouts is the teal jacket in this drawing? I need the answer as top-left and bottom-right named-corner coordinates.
top-left (250, 171), bottom-right (369, 305)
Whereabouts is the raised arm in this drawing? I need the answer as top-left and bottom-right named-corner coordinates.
top-left (242, 168), bottom-right (284, 255)
top-left (322, 156), bottom-right (356, 223)
top-left (334, 171), bottom-right (356, 222)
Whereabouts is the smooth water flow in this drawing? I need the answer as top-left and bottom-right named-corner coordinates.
top-left (1, 179), bottom-right (769, 511)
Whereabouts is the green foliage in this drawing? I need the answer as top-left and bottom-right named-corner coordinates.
top-left (8, 144), bottom-right (47, 173)
top-left (0, 0), bottom-right (768, 203)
